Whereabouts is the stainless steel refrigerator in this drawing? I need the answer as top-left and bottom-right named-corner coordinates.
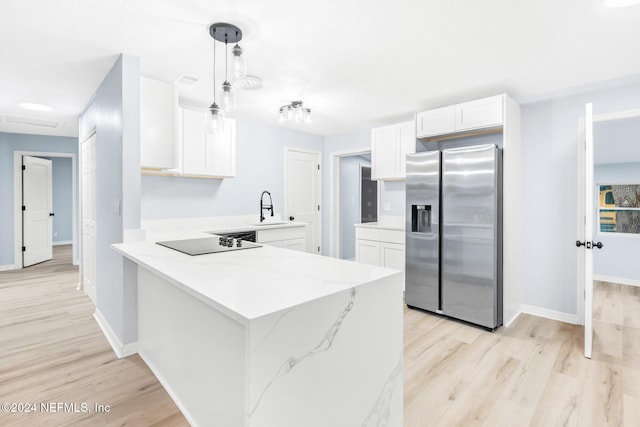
top-left (405, 144), bottom-right (502, 329)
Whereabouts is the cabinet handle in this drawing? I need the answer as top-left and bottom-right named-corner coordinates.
top-left (289, 216), bottom-right (295, 221)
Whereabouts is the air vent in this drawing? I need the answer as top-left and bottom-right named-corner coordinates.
top-left (174, 74), bottom-right (199, 87)
top-left (5, 114), bottom-right (61, 128)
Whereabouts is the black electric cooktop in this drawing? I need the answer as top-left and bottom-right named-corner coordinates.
top-left (156, 236), bottom-right (261, 256)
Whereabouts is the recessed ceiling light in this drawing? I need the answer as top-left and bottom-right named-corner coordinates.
top-left (19, 101), bottom-right (53, 112)
top-left (604, 0), bottom-right (640, 7)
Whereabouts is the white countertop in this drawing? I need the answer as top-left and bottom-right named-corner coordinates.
top-left (112, 234), bottom-right (400, 324)
top-left (354, 222), bottom-right (405, 231)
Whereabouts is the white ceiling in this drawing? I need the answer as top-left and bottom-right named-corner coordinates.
top-left (2, 0), bottom-right (640, 138)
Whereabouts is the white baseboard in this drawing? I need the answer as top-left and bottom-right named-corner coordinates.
top-left (53, 240), bottom-right (73, 246)
top-left (503, 310), bottom-right (522, 328)
top-left (0, 264), bottom-right (18, 272)
top-left (594, 274), bottom-right (640, 288)
top-left (93, 309), bottom-right (138, 359)
top-left (520, 304), bottom-right (578, 325)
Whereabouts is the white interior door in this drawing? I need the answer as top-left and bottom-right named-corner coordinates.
top-left (285, 148), bottom-right (321, 254)
top-left (22, 155), bottom-right (53, 267)
top-left (581, 103), bottom-right (595, 359)
top-left (81, 134), bottom-right (97, 304)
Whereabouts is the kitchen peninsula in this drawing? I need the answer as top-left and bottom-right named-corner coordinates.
top-left (112, 234), bottom-right (403, 427)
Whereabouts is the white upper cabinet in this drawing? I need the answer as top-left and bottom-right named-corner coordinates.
top-left (371, 120), bottom-right (416, 181)
top-left (180, 108), bottom-right (236, 178)
top-left (140, 77), bottom-right (177, 170)
top-left (416, 94), bottom-right (504, 138)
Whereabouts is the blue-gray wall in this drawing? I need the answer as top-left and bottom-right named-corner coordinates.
top-left (141, 119), bottom-right (324, 220)
top-left (0, 132), bottom-right (77, 266)
top-left (594, 163), bottom-right (640, 281)
top-left (80, 54), bottom-right (141, 345)
top-left (520, 80), bottom-right (640, 316)
top-left (340, 155), bottom-right (370, 260)
top-left (51, 157), bottom-right (73, 243)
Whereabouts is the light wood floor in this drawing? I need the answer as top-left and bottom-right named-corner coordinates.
top-left (1, 248), bottom-right (638, 426)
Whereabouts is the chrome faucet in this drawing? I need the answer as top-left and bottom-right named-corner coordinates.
top-left (260, 191), bottom-right (274, 222)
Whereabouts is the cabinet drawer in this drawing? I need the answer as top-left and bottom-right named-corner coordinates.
top-left (379, 229), bottom-right (405, 245)
top-left (355, 227), bottom-right (380, 241)
top-left (256, 228), bottom-right (284, 243)
top-left (283, 226), bottom-right (305, 240)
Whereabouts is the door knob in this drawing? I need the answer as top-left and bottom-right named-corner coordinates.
top-left (576, 240), bottom-right (603, 249)
top-left (49, 212), bottom-right (55, 216)
top-left (289, 216), bottom-right (295, 221)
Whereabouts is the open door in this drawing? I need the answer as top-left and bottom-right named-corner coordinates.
top-left (578, 103), bottom-right (604, 358)
top-left (22, 155), bottom-right (53, 267)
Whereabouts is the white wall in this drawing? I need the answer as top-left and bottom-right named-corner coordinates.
top-left (520, 79), bottom-right (640, 316)
top-left (141, 119), bottom-right (323, 221)
top-left (594, 163), bottom-right (640, 281)
top-left (79, 54), bottom-right (141, 346)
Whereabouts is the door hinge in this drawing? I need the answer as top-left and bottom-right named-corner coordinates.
top-left (22, 206), bottom-right (26, 211)
top-left (317, 246), bottom-right (320, 252)
top-left (317, 205), bottom-right (320, 211)
top-left (22, 246), bottom-right (26, 252)
top-left (22, 165), bottom-right (26, 171)
top-left (317, 164), bottom-right (320, 170)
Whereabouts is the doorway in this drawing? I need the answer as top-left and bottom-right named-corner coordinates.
top-left (579, 106), bottom-right (640, 358)
top-left (13, 151), bottom-right (78, 269)
top-left (339, 154), bottom-right (375, 260)
top-left (329, 147), bottom-right (380, 259)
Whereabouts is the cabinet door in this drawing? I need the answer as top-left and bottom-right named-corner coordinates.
top-left (211, 119), bottom-right (236, 177)
top-left (381, 242), bottom-right (405, 271)
top-left (455, 95), bottom-right (503, 132)
top-left (398, 121), bottom-right (416, 178)
top-left (371, 125), bottom-right (398, 180)
top-left (181, 108), bottom-right (209, 175)
top-left (355, 239), bottom-right (380, 266)
top-left (416, 105), bottom-right (456, 138)
top-left (140, 77), bottom-right (177, 169)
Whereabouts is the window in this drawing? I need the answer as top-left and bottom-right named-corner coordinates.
top-left (598, 184), bottom-right (640, 235)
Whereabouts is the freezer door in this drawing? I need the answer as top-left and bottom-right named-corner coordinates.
top-left (405, 151), bottom-right (440, 312)
top-left (442, 144), bottom-right (500, 328)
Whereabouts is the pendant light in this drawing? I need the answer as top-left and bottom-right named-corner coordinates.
top-left (220, 33), bottom-right (235, 112)
top-left (231, 43), bottom-right (247, 79)
top-left (208, 25), bottom-right (224, 135)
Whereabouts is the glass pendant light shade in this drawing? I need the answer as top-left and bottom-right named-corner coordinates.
top-left (231, 44), bottom-right (247, 78)
top-left (208, 103), bottom-right (225, 135)
top-left (220, 81), bottom-right (235, 112)
top-left (304, 108), bottom-right (312, 124)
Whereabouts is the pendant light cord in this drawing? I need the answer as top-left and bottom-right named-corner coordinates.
top-left (212, 29), bottom-right (217, 103)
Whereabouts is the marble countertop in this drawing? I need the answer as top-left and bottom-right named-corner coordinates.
top-left (112, 234), bottom-right (400, 324)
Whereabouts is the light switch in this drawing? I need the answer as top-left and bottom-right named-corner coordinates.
top-left (114, 198), bottom-right (122, 215)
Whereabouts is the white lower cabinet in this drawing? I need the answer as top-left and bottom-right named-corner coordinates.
top-left (257, 226), bottom-right (306, 252)
top-left (355, 226), bottom-right (405, 274)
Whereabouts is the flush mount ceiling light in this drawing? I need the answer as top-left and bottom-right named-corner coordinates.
top-left (19, 101), bottom-right (52, 112)
top-left (278, 100), bottom-right (312, 124)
